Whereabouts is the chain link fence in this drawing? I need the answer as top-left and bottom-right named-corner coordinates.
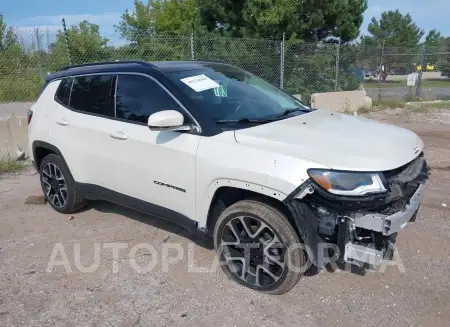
top-left (1, 27), bottom-right (450, 117)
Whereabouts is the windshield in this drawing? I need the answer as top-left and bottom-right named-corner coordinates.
top-left (166, 64), bottom-right (310, 122)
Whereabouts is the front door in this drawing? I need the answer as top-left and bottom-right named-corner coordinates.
top-left (104, 73), bottom-right (200, 221)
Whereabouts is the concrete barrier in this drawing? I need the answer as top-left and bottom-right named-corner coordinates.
top-left (0, 116), bottom-right (29, 160)
top-left (310, 90), bottom-right (372, 113)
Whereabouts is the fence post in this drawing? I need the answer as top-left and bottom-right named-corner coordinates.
top-left (34, 27), bottom-right (44, 78)
top-left (378, 42), bottom-right (385, 102)
top-left (334, 42), bottom-right (340, 91)
top-left (416, 43), bottom-right (427, 99)
top-left (62, 18), bottom-right (72, 65)
top-left (190, 32), bottom-right (195, 60)
top-left (280, 32), bottom-right (285, 89)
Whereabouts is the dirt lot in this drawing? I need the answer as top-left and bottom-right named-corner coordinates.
top-left (1, 109), bottom-right (449, 327)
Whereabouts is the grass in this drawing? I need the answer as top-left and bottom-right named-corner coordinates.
top-left (362, 99), bottom-right (450, 113)
top-left (0, 74), bottom-right (44, 103)
top-left (0, 156), bottom-right (25, 173)
top-left (405, 100), bottom-right (450, 113)
top-left (372, 99), bottom-right (406, 109)
top-left (356, 106), bottom-right (371, 114)
top-left (364, 78), bottom-right (450, 89)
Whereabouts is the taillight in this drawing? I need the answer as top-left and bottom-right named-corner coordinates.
top-left (27, 110), bottom-right (33, 125)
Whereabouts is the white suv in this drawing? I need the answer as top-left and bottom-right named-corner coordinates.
top-left (28, 60), bottom-right (429, 294)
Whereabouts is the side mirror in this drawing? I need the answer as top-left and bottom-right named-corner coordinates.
top-left (148, 110), bottom-right (193, 132)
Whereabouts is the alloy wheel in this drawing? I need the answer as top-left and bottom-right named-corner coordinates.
top-left (219, 216), bottom-right (286, 288)
top-left (42, 163), bottom-right (68, 208)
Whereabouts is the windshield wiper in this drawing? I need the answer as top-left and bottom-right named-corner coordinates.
top-left (275, 108), bottom-right (310, 119)
top-left (216, 118), bottom-right (272, 124)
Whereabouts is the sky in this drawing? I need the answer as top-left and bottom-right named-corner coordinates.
top-left (1, 0), bottom-right (449, 43)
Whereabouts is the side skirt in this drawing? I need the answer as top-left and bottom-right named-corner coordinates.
top-left (75, 182), bottom-right (198, 234)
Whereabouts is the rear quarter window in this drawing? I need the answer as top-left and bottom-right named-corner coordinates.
top-left (54, 78), bottom-right (72, 106)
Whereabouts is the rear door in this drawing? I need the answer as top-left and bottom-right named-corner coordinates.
top-left (52, 74), bottom-right (118, 188)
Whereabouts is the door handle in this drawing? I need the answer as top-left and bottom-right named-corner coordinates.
top-left (109, 131), bottom-right (129, 140)
top-left (56, 119), bottom-right (69, 126)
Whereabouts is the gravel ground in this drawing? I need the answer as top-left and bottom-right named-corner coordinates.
top-left (0, 109), bottom-right (449, 327)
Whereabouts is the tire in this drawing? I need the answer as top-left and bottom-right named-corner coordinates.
top-left (213, 199), bottom-right (306, 295)
top-left (39, 154), bottom-right (87, 214)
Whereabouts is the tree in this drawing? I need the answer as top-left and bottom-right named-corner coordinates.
top-left (362, 10), bottom-right (424, 47)
top-left (0, 13), bottom-right (23, 74)
top-left (115, 0), bottom-right (153, 43)
top-left (437, 37), bottom-right (450, 77)
top-left (49, 20), bottom-right (109, 70)
top-left (361, 10), bottom-right (425, 79)
top-left (0, 14), bottom-right (18, 50)
top-left (0, 14), bottom-right (39, 102)
top-left (115, 0), bottom-right (205, 43)
top-left (422, 29), bottom-right (444, 68)
top-left (197, 0), bottom-right (367, 42)
top-left (424, 29), bottom-right (444, 47)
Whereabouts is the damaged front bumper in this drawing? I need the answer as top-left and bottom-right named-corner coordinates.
top-left (285, 155), bottom-right (429, 269)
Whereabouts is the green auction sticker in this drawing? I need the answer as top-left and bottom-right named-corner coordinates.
top-left (213, 81), bottom-right (227, 97)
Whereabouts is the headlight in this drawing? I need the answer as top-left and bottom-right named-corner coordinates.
top-left (307, 169), bottom-right (387, 196)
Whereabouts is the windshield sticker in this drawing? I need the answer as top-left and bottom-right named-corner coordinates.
top-left (180, 74), bottom-right (220, 92)
top-left (213, 81), bottom-right (227, 97)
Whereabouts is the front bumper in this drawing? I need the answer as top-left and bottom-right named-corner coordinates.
top-left (345, 182), bottom-right (425, 266)
top-left (285, 156), bottom-right (429, 269)
top-left (354, 182), bottom-right (426, 236)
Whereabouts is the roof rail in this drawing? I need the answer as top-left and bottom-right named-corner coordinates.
top-left (59, 60), bottom-right (150, 71)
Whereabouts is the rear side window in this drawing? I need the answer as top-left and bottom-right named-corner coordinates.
top-left (115, 74), bottom-right (185, 124)
top-left (55, 78), bottom-right (72, 105)
top-left (69, 75), bottom-right (115, 117)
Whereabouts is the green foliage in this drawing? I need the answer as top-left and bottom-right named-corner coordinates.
top-left (116, 0), bottom-right (207, 42)
top-left (437, 37), bottom-right (450, 77)
top-left (361, 10), bottom-right (425, 77)
top-left (49, 20), bottom-right (110, 70)
top-left (2, 2), bottom-right (448, 106)
top-left (0, 155), bottom-right (25, 173)
top-left (0, 74), bottom-right (44, 102)
top-left (362, 10), bottom-right (424, 47)
top-left (115, 0), bottom-right (154, 43)
top-left (425, 29), bottom-right (444, 47)
top-left (197, 0), bottom-right (367, 42)
top-left (0, 14), bottom-right (25, 76)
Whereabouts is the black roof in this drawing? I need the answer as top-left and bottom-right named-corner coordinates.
top-left (46, 60), bottom-right (231, 82)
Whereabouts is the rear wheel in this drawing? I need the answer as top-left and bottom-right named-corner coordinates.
top-left (39, 154), bottom-right (87, 214)
top-left (213, 200), bottom-right (307, 294)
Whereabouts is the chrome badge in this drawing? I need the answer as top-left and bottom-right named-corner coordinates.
top-left (413, 146), bottom-right (420, 155)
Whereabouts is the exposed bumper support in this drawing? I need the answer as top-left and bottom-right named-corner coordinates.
top-left (354, 182), bottom-right (426, 236)
top-left (345, 243), bottom-right (384, 266)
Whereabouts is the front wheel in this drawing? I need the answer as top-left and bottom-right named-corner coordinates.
top-left (213, 200), bottom-right (307, 294)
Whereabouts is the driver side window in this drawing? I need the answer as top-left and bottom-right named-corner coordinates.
top-left (115, 74), bottom-right (186, 124)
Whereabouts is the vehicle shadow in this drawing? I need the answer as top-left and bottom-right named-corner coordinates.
top-left (304, 263), bottom-right (367, 278)
top-left (81, 200), bottom-right (214, 250)
top-left (77, 202), bottom-right (369, 277)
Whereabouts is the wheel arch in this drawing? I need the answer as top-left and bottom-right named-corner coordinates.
top-left (32, 141), bottom-right (73, 182)
top-left (203, 182), bottom-right (297, 237)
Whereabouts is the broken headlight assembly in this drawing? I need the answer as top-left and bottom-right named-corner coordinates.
top-left (307, 169), bottom-right (387, 196)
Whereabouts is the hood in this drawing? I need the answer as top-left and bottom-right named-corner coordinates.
top-left (234, 110), bottom-right (424, 172)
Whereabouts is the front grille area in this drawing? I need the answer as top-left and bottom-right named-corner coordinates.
top-left (384, 153), bottom-right (429, 185)
top-left (376, 154), bottom-right (429, 215)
